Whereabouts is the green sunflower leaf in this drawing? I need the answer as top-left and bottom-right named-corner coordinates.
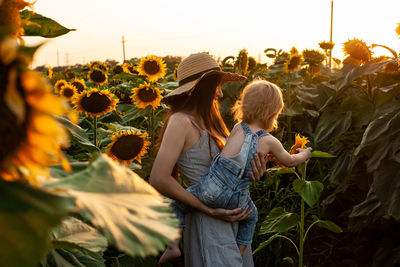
top-left (310, 151), bottom-right (336, 158)
top-left (259, 207), bottom-right (300, 234)
top-left (253, 233), bottom-right (280, 254)
top-left (293, 179), bottom-right (324, 207)
top-left (0, 179), bottom-right (74, 267)
top-left (20, 10), bottom-right (76, 38)
top-left (50, 217), bottom-right (108, 253)
top-left (43, 154), bottom-right (180, 258)
top-left (314, 219), bottom-right (343, 233)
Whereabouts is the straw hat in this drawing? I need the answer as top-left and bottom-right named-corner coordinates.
top-left (162, 53), bottom-right (246, 102)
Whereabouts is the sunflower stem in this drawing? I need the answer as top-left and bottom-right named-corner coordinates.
top-left (93, 117), bottom-right (98, 147)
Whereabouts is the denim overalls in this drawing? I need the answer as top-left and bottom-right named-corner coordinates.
top-left (172, 121), bottom-right (269, 246)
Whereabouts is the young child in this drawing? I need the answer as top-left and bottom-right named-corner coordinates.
top-left (159, 80), bottom-right (312, 265)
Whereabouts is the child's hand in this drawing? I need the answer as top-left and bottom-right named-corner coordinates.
top-left (297, 147), bottom-right (312, 159)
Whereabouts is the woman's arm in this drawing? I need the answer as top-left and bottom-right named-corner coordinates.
top-left (264, 136), bottom-right (312, 167)
top-left (149, 114), bottom-right (250, 220)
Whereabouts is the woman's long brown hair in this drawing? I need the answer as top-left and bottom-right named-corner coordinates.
top-left (156, 74), bottom-right (230, 178)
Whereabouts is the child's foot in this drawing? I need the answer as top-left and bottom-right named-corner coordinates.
top-left (157, 246), bottom-right (181, 266)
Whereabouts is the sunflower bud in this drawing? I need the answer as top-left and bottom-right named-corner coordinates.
top-left (235, 49), bottom-right (249, 74)
top-left (343, 38), bottom-right (371, 63)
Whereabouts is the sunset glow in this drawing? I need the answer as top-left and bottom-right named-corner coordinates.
top-left (25, 0), bottom-right (400, 67)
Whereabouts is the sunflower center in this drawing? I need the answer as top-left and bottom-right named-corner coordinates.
top-left (90, 70), bottom-right (106, 83)
top-left (71, 82), bottom-right (84, 92)
top-left (143, 60), bottom-right (160, 75)
top-left (55, 82), bottom-right (66, 92)
top-left (81, 92), bottom-right (111, 113)
top-left (62, 88), bottom-right (74, 98)
top-left (138, 87), bottom-right (157, 102)
top-left (113, 65), bottom-right (123, 74)
top-left (0, 66), bottom-right (29, 162)
top-left (111, 134), bottom-right (144, 160)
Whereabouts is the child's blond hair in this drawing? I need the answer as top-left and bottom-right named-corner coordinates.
top-left (232, 80), bottom-right (284, 131)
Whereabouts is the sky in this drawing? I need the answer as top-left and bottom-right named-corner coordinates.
top-left (25, 0), bottom-right (400, 68)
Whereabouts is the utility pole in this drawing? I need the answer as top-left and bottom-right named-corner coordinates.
top-left (65, 51), bottom-right (70, 66)
top-left (57, 49), bottom-right (60, 66)
top-left (329, 0), bottom-right (333, 68)
top-left (121, 35), bottom-right (127, 62)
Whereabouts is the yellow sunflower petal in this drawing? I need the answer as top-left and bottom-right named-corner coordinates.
top-left (5, 68), bottom-right (26, 125)
top-left (138, 55), bottom-right (167, 82)
top-left (289, 134), bottom-right (309, 154)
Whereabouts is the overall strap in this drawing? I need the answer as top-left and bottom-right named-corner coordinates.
top-left (240, 121), bottom-right (253, 135)
top-left (255, 129), bottom-right (270, 138)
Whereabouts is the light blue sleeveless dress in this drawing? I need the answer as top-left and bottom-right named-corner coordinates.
top-left (177, 116), bottom-right (254, 267)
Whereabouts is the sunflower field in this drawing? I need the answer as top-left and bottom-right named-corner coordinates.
top-left (1, 1), bottom-right (400, 266)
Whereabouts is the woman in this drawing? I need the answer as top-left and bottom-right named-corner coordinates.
top-left (150, 53), bottom-right (267, 267)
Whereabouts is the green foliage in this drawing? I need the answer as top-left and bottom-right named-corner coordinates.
top-left (259, 207), bottom-right (300, 234)
top-left (0, 179), bottom-right (74, 267)
top-left (20, 10), bottom-right (76, 38)
top-left (293, 179), bottom-right (324, 207)
top-left (44, 154), bottom-right (180, 258)
top-left (246, 42), bottom-right (400, 265)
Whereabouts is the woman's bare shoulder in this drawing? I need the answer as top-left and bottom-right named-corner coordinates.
top-left (167, 112), bottom-right (192, 128)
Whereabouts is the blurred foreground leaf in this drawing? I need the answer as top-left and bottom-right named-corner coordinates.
top-left (44, 154), bottom-right (180, 257)
top-left (0, 179), bottom-right (74, 267)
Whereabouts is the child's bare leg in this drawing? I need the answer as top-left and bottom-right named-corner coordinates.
top-left (238, 244), bottom-right (247, 256)
top-left (158, 232), bottom-right (182, 266)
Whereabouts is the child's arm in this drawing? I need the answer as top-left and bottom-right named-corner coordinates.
top-left (262, 136), bottom-right (311, 167)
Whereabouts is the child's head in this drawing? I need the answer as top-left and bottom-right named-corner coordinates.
top-left (232, 80), bottom-right (284, 131)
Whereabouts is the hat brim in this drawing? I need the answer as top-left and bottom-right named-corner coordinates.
top-left (162, 70), bottom-right (246, 102)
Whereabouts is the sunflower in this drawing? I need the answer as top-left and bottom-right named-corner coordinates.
top-left (131, 82), bottom-right (163, 109)
top-left (235, 49), bottom-right (249, 74)
top-left (47, 66), bottom-right (53, 79)
top-left (122, 63), bottom-right (138, 74)
top-left (70, 78), bottom-right (86, 93)
top-left (302, 49), bottom-right (325, 65)
top-left (138, 55), bottom-right (167, 82)
top-left (0, 42), bottom-right (70, 183)
top-left (247, 57), bottom-right (257, 72)
top-left (290, 47), bottom-right (299, 55)
top-left (89, 60), bottom-right (108, 72)
top-left (0, 0), bottom-right (32, 40)
top-left (106, 129), bottom-right (151, 165)
top-left (89, 68), bottom-right (108, 86)
top-left (54, 79), bottom-right (68, 93)
top-left (59, 84), bottom-right (77, 101)
top-left (319, 41), bottom-right (335, 50)
top-left (343, 38), bottom-right (371, 63)
top-left (284, 54), bottom-right (303, 73)
top-left (72, 88), bottom-right (118, 118)
top-left (289, 134), bottom-right (309, 154)
top-left (112, 64), bottom-right (124, 74)
top-left (342, 56), bottom-right (363, 66)
top-left (274, 134), bottom-right (309, 170)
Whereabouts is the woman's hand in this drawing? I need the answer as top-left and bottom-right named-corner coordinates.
top-left (249, 152), bottom-right (267, 182)
top-left (208, 205), bottom-right (252, 222)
